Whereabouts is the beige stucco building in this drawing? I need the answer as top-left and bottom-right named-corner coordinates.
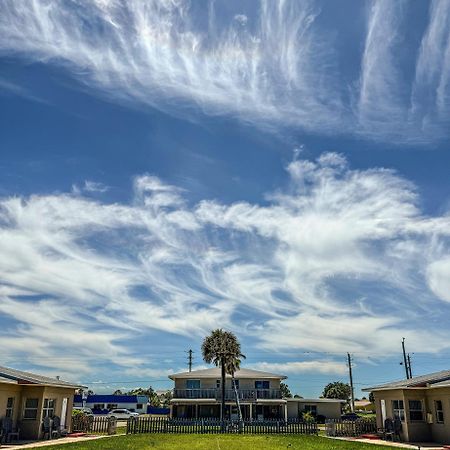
top-left (169, 367), bottom-right (343, 421)
top-left (0, 365), bottom-right (84, 441)
top-left (364, 369), bottom-right (450, 444)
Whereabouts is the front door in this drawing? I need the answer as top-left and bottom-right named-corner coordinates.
top-left (61, 398), bottom-right (68, 428)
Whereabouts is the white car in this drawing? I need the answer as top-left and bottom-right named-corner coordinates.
top-left (108, 408), bottom-right (140, 419)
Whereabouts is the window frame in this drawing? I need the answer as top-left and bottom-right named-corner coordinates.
top-left (303, 404), bottom-right (318, 415)
top-left (6, 397), bottom-right (14, 418)
top-left (408, 399), bottom-right (424, 422)
top-left (107, 403), bottom-right (118, 410)
top-left (186, 379), bottom-right (201, 390)
top-left (435, 400), bottom-right (444, 424)
top-left (255, 380), bottom-right (270, 390)
top-left (23, 398), bottom-right (39, 420)
top-left (232, 379), bottom-right (240, 390)
top-left (42, 398), bottom-right (56, 418)
top-left (392, 400), bottom-right (405, 422)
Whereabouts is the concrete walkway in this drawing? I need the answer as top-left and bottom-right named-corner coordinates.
top-left (0, 434), bottom-right (117, 449)
top-left (330, 436), bottom-right (446, 449)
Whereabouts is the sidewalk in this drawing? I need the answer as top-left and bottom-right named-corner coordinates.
top-left (330, 436), bottom-right (445, 449)
top-left (1, 434), bottom-right (116, 449)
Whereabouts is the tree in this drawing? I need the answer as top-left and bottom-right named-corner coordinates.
top-left (369, 392), bottom-right (375, 403)
top-left (113, 389), bottom-right (123, 395)
top-left (322, 381), bottom-right (351, 402)
top-left (127, 387), bottom-right (160, 406)
top-left (280, 382), bottom-right (292, 398)
top-left (160, 390), bottom-right (173, 408)
top-left (202, 329), bottom-right (245, 423)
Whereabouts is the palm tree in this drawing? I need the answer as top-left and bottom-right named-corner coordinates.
top-left (201, 329), bottom-right (245, 424)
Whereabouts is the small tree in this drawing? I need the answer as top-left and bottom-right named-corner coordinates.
top-left (369, 392), bottom-right (375, 403)
top-left (280, 382), bottom-right (292, 398)
top-left (322, 381), bottom-right (351, 402)
top-left (113, 389), bottom-right (123, 395)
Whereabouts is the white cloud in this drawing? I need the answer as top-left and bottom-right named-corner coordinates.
top-left (0, 153), bottom-right (450, 380)
top-left (250, 361), bottom-right (348, 375)
top-left (1, 1), bottom-right (448, 142)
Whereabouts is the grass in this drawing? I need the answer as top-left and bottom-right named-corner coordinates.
top-left (30, 434), bottom-right (397, 450)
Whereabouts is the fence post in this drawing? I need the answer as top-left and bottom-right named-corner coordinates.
top-left (107, 417), bottom-right (117, 435)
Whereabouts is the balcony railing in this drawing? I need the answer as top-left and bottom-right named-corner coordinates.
top-left (173, 388), bottom-right (282, 400)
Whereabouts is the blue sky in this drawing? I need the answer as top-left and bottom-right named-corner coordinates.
top-left (1, 0), bottom-right (450, 398)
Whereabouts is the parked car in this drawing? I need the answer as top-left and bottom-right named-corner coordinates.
top-left (73, 407), bottom-right (94, 416)
top-left (108, 408), bottom-right (140, 419)
top-left (341, 412), bottom-right (359, 421)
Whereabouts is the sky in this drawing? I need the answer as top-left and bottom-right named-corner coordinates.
top-left (0, 0), bottom-right (450, 399)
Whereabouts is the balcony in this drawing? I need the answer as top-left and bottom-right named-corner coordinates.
top-left (173, 388), bottom-right (282, 401)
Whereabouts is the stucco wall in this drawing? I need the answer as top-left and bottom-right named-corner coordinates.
top-left (174, 378), bottom-right (280, 390)
top-left (286, 400), bottom-right (341, 419)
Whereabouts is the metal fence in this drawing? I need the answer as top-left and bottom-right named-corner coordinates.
top-left (325, 418), bottom-right (377, 437)
top-left (126, 417), bottom-right (318, 435)
top-left (72, 415), bottom-right (117, 435)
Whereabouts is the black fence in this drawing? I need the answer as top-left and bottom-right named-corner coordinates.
top-left (325, 418), bottom-right (377, 437)
top-left (72, 415), bottom-right (117, 435)
top-left (126, 417), bottom-right (318, 435)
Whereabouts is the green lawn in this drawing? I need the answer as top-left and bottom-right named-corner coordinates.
top-left (32, 434), bottom-right (396, 450)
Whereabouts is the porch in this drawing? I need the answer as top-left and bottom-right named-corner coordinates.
top-left (171, 401), bottom-right (287, 420)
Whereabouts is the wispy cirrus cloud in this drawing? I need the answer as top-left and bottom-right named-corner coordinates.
top-left (1, 153), bottom-right (450, 380)
top-left (1, 0), bottom-right (450, 143)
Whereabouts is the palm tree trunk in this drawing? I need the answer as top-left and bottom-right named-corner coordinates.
top-left (221, 357), bottom-right (226, 427)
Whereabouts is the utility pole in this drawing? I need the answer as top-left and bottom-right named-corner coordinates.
top-left (347, 353), bottom-right (355, 413)
top-left (187, 349), bottom-right (193, 372)
top-left (407, 353), bottom-right (413, 379)
top-left (401, 338), bottom-right (410, 379)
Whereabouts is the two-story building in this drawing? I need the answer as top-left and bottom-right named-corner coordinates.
top-left (169, 367), bottom-right (342, 421)
top-left (170, 368), bottom-right (287, 420)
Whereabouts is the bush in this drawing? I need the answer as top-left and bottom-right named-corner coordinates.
top-left (302, 411), bottom-right (315, 423)
top-left (316, 414), bottom-right (326, 424)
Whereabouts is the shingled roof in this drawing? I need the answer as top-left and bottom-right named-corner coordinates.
top-left (363, 369), bottom-right (450, 392)
top-left (0, 365), bottom-right (86, 389)
top-left (169, 367), bottom-right (287, 380)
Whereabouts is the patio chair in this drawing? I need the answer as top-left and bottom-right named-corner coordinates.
top-left (42, 416), bottom-right (52, 440)
top-left (51, 416), bottom-right (66, 439)
top-left (7, 420), bottom-right (20, 443)
top-left (383, 418), bottom-right (395, 441)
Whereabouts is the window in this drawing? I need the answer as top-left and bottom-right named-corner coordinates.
top-left (107, 404), bottom-right (118, 410)
top-left (255, 380), bottom-right (270, 389)
top-left (136, 403), bottom-right (143, 410)
top-left (304, 404), bottom-right (317, 415)
top-left (186, 379), bottom-right (200, 389)
top-left (216, 380), bottom-right (221, 388)
top-left (408, 400), bottom-right (424, 421)
top-left (93, 403), bottom-right (105, 411)
top-left (435, 400), bottom-right (444, 423)
top-left (23, 398), bottom-right (39, 420)
top-left (392, 400), bottom-right (405, 421)
top-left (6, 397), bottom-right (14, 418)
top-left (232, 379), bottom-right (240, 390)
top-left (43, 399), bottom-right (55, 418)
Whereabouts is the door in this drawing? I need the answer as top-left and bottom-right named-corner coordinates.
top-left (61, 398), bottom-right (68, 428)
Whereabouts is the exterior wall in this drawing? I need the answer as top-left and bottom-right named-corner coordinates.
top-left (374, 389), bottom-right (436, 443)
top-left (0, 382), bottom-right (22, 426)
top-left (286, 401), bottom-right (341, 420)
top-left (0, 382), bottom-right (77, 440)
top-left (424, 386), bottom-right (450, 443)
top-left (174, 378), bottom-right (280, 390)
top-left (18, 385), bottom-right (46, 440)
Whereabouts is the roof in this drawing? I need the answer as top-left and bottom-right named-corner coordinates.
top-left (74, 394), bottom-right (149, 404)
top-left (169, 367), bottom-right (287, 380)
top-left (0, 365), bottom-right (86, 389)
top-left (285, 398), bottom-right (344, 403)
top-left (363, 369), bottom-right (450, 392)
